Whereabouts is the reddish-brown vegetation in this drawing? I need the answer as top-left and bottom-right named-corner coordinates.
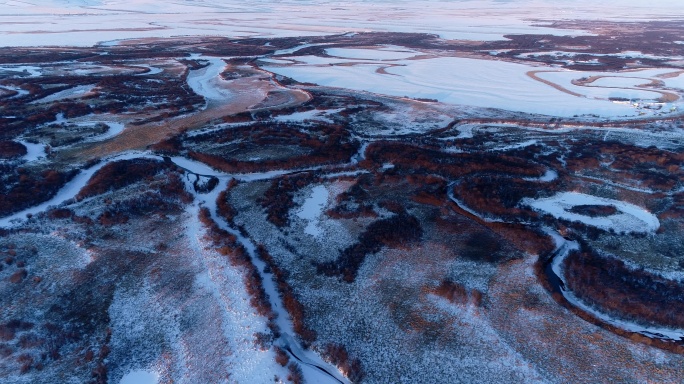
top-left (0, 141), bottom-right (26, 159)
top-left (0, 166), bottom-right (77, 217)
top-left (317, 210), bottom-right (423, 282)
top-left (364, 141), bottom-right (546, 181)
top-left (274, 346), bottom-right (290, 367)
top-left (432, 280), bottom-right (483, 307)
top-left (565, 140), bottom-right (683, 192)
top-left (76, 159), bottom-right (175, 200)
top-left (567, 204), bottom-right (618, 217)
top-left (256, 245), bottom-right (317, 344)
top-left (287, 362), bottom-right (304, 384)
top-left (9, 269), bottom-right (28, 283)
top-left (185, 121), bottom-right (357, 173)
top-left (216, 188), bottom-right (239, 224)
top-left (564, 249), bottom-right (684, 329)
top-left (322, 343), bottom-right (365, 383)
top-left (451, 175), bottom-right (548, 221)
top-left (258, 172), bottom-right (318, 227)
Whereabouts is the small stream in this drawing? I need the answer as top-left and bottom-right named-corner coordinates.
top-left (0, 151), bottom-right (351, 382)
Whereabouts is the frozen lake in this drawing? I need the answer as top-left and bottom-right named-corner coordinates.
top-left (264, 55), bottom-right (671, 117)
top-left (2, 0), bottom-right (681, 47)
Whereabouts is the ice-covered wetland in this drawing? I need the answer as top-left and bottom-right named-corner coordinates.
top-left (1, 2), bottom-right (684, 384)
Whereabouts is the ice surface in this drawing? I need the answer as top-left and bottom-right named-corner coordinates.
top-left (185, 56), bottom-right (233, 105)
top-left (523, 192), bottom-right (660, 234)
top-left (326, 46), bottom-right (419, 60)
top-left (264, 56), bottom-right (647, 117)
top-left (5, 0), bottom-right (682, 48)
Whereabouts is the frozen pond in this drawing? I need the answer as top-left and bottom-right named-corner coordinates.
top-left (523, 192), bottom-right (660, 234)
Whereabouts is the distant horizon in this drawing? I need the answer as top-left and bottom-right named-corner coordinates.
top-left (1, 0), bottom-right (682, 47)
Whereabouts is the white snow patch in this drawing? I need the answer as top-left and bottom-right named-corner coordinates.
top-left (119, 370), bottom-right (159, 384)
top-left (524, 169), bottom-right (558, 182)
top-left (1, 85), bottom-right (30, 98)
top-left (297, 185), bottom-right (328, 238)
top-left (84, 121), bottom-right (125, 142)
top-left (273, 108), bottom-right (342, 123)
top-left (18, 140), bottom-right (46, 162)
top-left (169, 156), bottom-right (225, 177)
top-left (0, 65), bottom-right (41, 77)
top-left (523, 192), bottom-right (659, 234)
top-left (134, 64), bottom-right (163, 76)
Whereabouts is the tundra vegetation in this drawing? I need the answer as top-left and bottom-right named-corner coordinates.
top-left (1, 24), bottom-right (684, 383)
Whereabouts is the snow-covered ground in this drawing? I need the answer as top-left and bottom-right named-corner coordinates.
top-left (0, 148), bottom-right (353, 381)
top-left (83, 121), bottom-right (125, 142)
top-left (273, 108), bottom-right (343, 124)
top-left (179, 164), bottom-right (350, 384)
top-left (1, 85), bottom-right (30, 98)
top-left (0, 64), bottom-right (41, 76)
top-left (523, 192), bottom-right (660, 234)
